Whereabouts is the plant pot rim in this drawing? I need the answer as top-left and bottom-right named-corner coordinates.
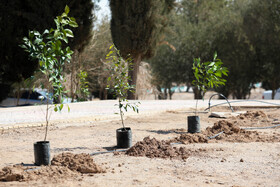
top-left (34, 141), bottom-right (50, 144)
top-left (117, 127), bottom-right (131, 132)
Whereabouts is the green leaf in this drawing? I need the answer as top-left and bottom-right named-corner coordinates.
top-left (69, 21), bottom-right (78, 28)
top-left (208, 62), bottom-right (215, 66)
top-left (65, 5), bottom-right (70, 14)
top-left (213, 51), bottom-right (217, 61)
top-left (59, 104), bottom-right (63, 111)
top-left (65, 29), bottom-right (74, 37)
top-left (54, 30), bottom-right (59, 38)
top-left (215, 71), bottom-right (222, 77)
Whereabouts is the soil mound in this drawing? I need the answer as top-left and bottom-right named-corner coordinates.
top-left (51, 152), bottom-right (105, 174)
top-left (203, 120), bottom-right (280, 143)
top-left (0, 165), bottom-right (25, 182)
top-left (126, 137), bottom-right (189, 160)
top-left (0, 165), bottom-right (76, 182)
top-left (237, 111), bottom-right (267, 120)
top-left (0, 152), bottom-right (105, 182)
top-left (174, 133), bottom-right (208, 144)
top-left (205, 120), bottom-right (242, 136)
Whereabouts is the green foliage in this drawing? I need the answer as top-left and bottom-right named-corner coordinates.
top-left (110, 0), bottom-right (175, 99)
top-left (20, 6), bottom-right (77, 140)
top-left (80, 17), bottom-right (113, 100)
top-left (76, 70), bottom-right (90, 101)
top-left (110, 0), bottom-right (175, 59)
top-left (106, 44), bottom-right (140, 128)
top-left (150, 0), bottom-right (259, 99)
top-left (192, 53), bottom-right (228, 98)
top-left (243, 0), bottom-right (280, 99)
top-left (21, 5), bottom-right (78, 112)
top-left (0, 0), bottom-right (94, 102)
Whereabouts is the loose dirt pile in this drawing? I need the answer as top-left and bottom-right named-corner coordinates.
top-left (51, 152), bottom-right (105, 174)
top-left (0, 152), bottom-right (104, 182)
top-left (0, 165), bottom-right (76, 182)
top-left (204, 120), bottom-right (280, 143)
top-left (169, 118), bottom-right (280, 144)
top-left (234, 110), bottom-right (272, 127)
top-left (126, 136), bottom-right (190, 160)
top-left (237, 111), bottom-right (267, 120)
top-left (173, 133), bottom-right (208, 144)
top-left (205, 120), bottom-right (242, 135)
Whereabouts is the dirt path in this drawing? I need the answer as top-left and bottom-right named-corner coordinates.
top-left (0, 106), bottom-right (280, 186)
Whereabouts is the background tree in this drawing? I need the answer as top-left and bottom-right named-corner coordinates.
top-left (149, 0), bottom-right (219, 99)
top-left (150, 0), bottom-right (262, 99)
top-left (110, 0), bottom-right (175, 99)
top-left (0, 0), bottom-right (95, 102)
top-left (210, 0), bottom-right (258, 99)
top-left (243, 0), bottom-right (280, 99)
top-left (79, 17), bottom-right (114, 100)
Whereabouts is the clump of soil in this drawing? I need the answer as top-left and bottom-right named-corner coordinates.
top-left (203, 120), bottom-right (280, 143)
top-left (51, 152), bottom-right (105, 174)
top-left (205, 120), bottom-right (242, 136)
top-left (126, 136), bottom-right (190, 160)
top-left (237, 111), bottom-right (267, 120)
top-left (0, 165), bottom-right (77, 182)
top-left (0, 165), bottom-right (25, 182)
top-left (173, 133), bottom-right (208, 144)
top-left (234, 110), bottom-right (272, 127)
top-left (0, 152), bottom-right (104, 182)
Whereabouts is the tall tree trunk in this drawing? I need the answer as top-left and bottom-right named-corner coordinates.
top-left (127, 55), bottom-right (141, 100)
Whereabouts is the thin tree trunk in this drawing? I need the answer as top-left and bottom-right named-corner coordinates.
top-left (128, 55), bottom-right (141, 100)
top-left (168, 87), bottom-right (174, 100)
top-left (193, 87), bottom-right (202, 99)
top-left (272, 79), bottom-right (276, 100)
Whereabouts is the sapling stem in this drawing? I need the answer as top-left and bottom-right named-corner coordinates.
top-left (195, 99), bottom-right (198, 116)
top-left (119, 98), bottom-right (125, 129)
top-left (21, 6), bottom-right (76, 143)
top-left (44, 96), bottom-right (49, 142)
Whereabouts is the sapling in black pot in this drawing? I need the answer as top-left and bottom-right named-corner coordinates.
top-left (20, 6), bottom-right (78, 165)
top-left (106, 44), bottom-right (140, 148)
top-left (189, 52), bottom-right (228, 133)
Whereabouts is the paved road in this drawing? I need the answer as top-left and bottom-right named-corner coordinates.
top-left (1, 99), bottom-right (280, 129)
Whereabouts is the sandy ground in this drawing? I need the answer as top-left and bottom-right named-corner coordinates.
top-left (0, 105), bottom-right (280, 187)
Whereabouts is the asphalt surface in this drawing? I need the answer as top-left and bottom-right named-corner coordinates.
top-left (1, 99), bottom-right (280, 129)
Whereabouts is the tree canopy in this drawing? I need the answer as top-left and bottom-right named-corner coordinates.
top-left (0, 0), bottom-right (94, 102)
top-left (149, 0), bottom-right (280, 99)
top-left (110, 0), bottom-right (175, 99)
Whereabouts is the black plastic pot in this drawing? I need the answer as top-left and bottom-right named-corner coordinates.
top-left (187, 116), bottom-right (201, 133)
top-left (34, 141), bottom-right (50, 166)
top-left (116, 127), bottom-right (132, 148)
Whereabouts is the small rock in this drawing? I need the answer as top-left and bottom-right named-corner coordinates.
top-left (240, 159), bottom-right (244, 162)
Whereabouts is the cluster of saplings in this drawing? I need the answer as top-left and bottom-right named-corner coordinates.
top-left (21, 6), bottom-right (228, 166)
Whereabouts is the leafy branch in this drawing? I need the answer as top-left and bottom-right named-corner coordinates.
top-left (192, 52), bottom-right (228, 115)
top-left (20, 5), bottom-right (78, 141)
top-left (106, 44), bottom-right (140, 129)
